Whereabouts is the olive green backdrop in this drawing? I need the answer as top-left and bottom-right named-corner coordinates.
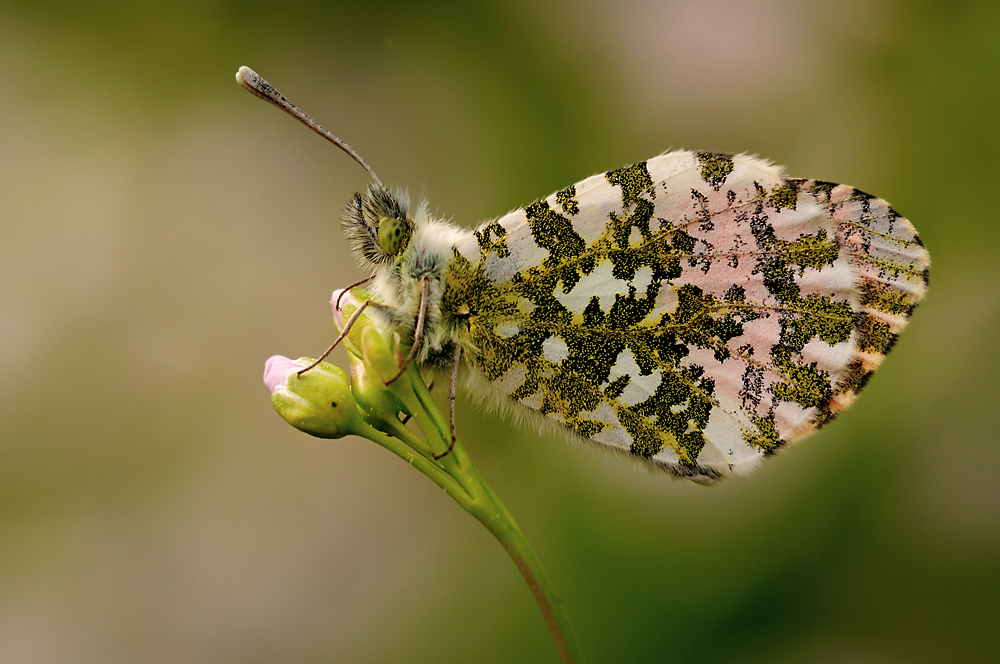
top-left (1, 1), bottom-right (997, 662)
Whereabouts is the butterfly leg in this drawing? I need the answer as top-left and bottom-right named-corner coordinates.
top-left (387, 276), bottom-right (430, 384)
top-left (333, 275), bottom-right (374, 311)
top-left (433, 343), bottom-right (461, 461)
top-left (297, 300), bottom-right (371, 376)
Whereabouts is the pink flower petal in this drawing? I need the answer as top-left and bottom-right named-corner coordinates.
top-left (331, 289), bottom-right (347, 329)
top-left (263, 355), bottom-right (303, 394)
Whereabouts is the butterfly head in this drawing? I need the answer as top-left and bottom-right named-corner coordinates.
top-left (343, 183), bottom-right (414, 267)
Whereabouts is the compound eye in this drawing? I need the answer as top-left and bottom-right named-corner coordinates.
top-left (377, 216), bottom-right (411, 256)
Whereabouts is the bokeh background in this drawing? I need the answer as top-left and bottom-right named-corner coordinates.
top-left (2, 1), bottom-right (998, 662)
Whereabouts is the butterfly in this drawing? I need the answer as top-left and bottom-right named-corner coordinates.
top-left (239, 67), bottom-right (930, 484)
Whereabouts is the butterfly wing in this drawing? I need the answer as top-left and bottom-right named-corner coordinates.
top-left (445, 151), bottom-right (929, 483)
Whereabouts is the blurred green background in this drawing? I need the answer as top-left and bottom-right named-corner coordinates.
top-left (1, 1), bottom-right (998, 662)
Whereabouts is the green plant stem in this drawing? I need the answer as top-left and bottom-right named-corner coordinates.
top-left (364, 366), bottom-right (585, 663)
top-left (455, 447), bottom-right (586, 664)
top-left (337, 312), bottom-right (584, 661)
top-left (354, 420), bottom-right (467, 500)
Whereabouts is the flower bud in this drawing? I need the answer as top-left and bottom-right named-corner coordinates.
top-left (263, 355), bottom-right (366, 439)
top-left (361, 325), bottom-right (404, 385)
top-left (331, 288), bottom-right (376, 357)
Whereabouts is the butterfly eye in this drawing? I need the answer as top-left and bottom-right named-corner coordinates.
top-left (377, 216), bottom-right (411, 256)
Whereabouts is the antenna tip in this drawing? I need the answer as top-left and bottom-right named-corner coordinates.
top-left (236, 66), bottom-right (258, 89)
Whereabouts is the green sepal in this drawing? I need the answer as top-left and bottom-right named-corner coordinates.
top-left (351, 361), bottom-right (410, 430)
top-left (335, 287), bottom-right (378, 360)
top-left (361, 324), bottom-right (404, 385)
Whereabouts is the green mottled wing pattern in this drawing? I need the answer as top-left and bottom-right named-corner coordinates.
top-left (444, 151), bottom-right (929, 482)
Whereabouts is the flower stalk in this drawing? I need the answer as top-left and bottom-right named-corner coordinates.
top-left (263, 289), bottom-right (584, 664)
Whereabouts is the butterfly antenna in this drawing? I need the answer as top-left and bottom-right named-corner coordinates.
top-left (236, 66), bottom-right (389, 196)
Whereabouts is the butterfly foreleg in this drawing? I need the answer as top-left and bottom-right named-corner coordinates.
top-left (334, 275), bottom-right (375, 310)
top-left (297, 299), bottom-right (372, 376)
